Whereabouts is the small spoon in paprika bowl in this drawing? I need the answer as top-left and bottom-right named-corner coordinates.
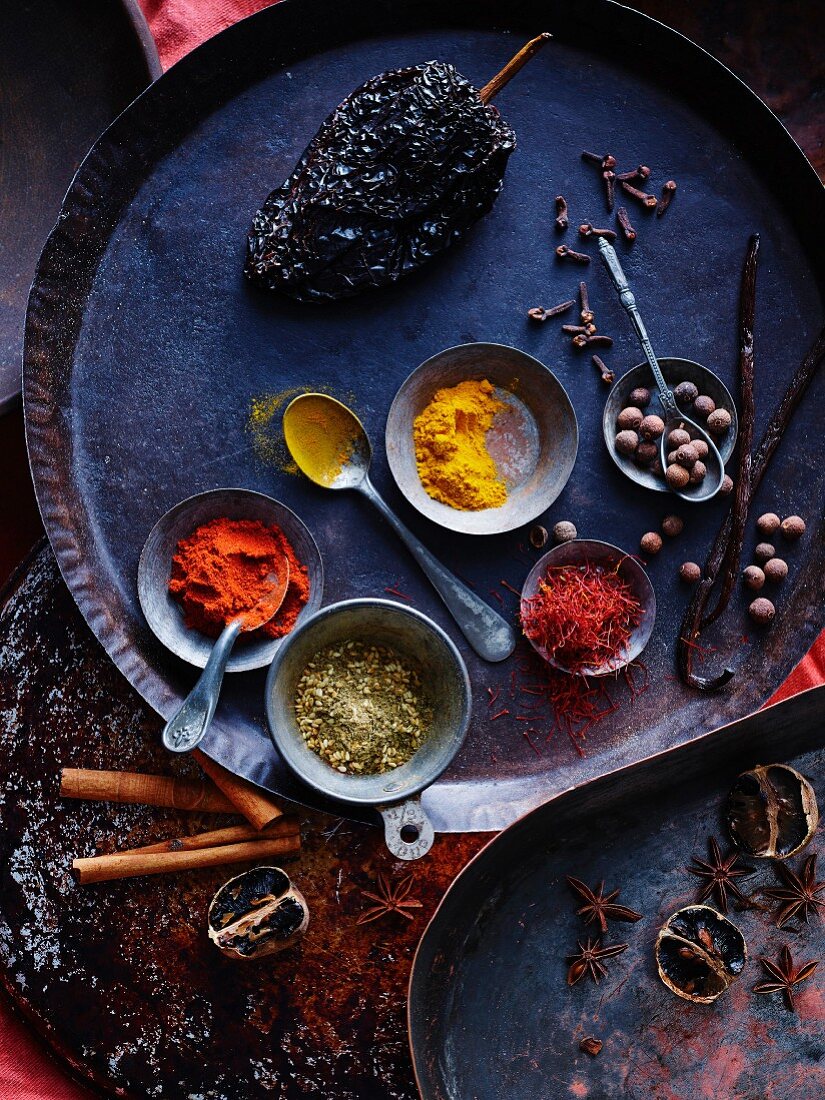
top-left (159, 559), bottom-right (290, 753)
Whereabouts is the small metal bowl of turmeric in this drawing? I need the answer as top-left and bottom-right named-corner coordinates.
top-left (138, 487), bottom-right (324, 673)
top-left (385, 342), bottom-right (578, 535)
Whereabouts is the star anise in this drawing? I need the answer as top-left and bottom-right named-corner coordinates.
top-left (764, 854), bottom-right (825, 929)
top-left (566, 876), bottom-right (642, 933)
top-left (752, 945), bottom-right (818, 1011)
top-left (356, 873), bottom-right (423, 925)
top-left (567, 938), bottom-right (628, 985)
top-left (687, 836), bottom-right (755, 913)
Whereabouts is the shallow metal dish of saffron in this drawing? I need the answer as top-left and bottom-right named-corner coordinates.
top-left (520, 539), bottom-right (656, 676)
top-left (603, 358), bottom-right (738, 495)
top-left (265, 598), bottom-right (471, 860)
top-left (137, 487), bottom-right (324, 674)
top-left (385, 342), bottom-right (578, 535)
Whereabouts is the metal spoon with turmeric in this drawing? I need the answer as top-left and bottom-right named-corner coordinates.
top-left (283, 393), bottom-right (515, 662)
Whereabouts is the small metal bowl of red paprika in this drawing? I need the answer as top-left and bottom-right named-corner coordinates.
top-left (138, 487), bottom-right (324, 673)
top-left (520, 539), bottom-right (656, 676)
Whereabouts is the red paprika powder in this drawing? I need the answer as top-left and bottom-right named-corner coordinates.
top-left (169, 517), bottom-right (309, 639)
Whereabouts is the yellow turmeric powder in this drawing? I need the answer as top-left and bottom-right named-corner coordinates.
top-left (413, 379), bottom-right (507, 510)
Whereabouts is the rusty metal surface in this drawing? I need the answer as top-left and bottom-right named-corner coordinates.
top-left (22, 0), bottom-right (825, 834)
top-left (0, 0), bottom-right (159, 413)
top-left (0, 544), bottom-right (484, 1098)
top-left (411, 683), bottom-right (825, 1099)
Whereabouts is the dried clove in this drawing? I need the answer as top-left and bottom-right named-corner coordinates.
top-left (556, 244), bottom-right (591, 265)
top-left (562, 323), bottom-right (596, 336)
top-left (620, 180), bottom-right (658, 209)
top-left (657, 180), bottom-right (677, 217)
top-left (555, 194), bottom-right (569, 231)
top-left (527, 298), bottom-right (576, 322)
top-left (581, 150), bottom-right (615, 170)
top-left (616, 165), bottom-right (651, 182)
top-left (579, 281), bottom-right (594, 324)
top-left (592, 354), bottom-right (614, 384)
top-left (602, 169), bottom-right (615, 212)
top-left (579, 223), bottom-right (617, 241)
top-left (616, 206), bottom-right (636, 242)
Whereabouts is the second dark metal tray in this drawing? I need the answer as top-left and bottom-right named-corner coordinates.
top-left (24, 0), bottom-right (825, 831)
top-left (410, 684), bottom-right (825, 1098)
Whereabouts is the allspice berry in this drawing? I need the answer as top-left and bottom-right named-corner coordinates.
top-left (706, 408), bottom-right (732, 435)
top-left (780, 515), bottom-right (806, 541)
top-left (662, 514), bottom-right (684, 538)
top-left (719, 475), bottom-right (734, 495)
top-left (748, 597), bottom-right (776, 626)
top-left (635, 441), bottom-right (658, 466)
top-left (674, 381), bottom-right (698, 405)
top-left (692, 439), bottom-right (709, 460)
top-left (756, 513), bottom-right (781, 536)
top-left (639, 414), bottom-right (665, 441)
top-left (552, 520), bottom-right (578, 544)
top-left (754, 542), bottom-right (775, 564)
top-left (629, 387), bottom-right (651, 408)
top-left (667, 427), bottom-right (691, 449)
top-left (764, 558), bottom-right (788, 583)
top-left (640, 531), bottom-right (663, 555)
top-left (666, 463), bottom-right (690, 490)
top-left (693, 395), bottom-right (716, 419)
top-left (743, 565), bottom-right (765, 591)
top-left (689, 461), bottom-right (707, 485)
top-left (529, 525), bottom-right (548, 549)
top-left (615, 430), bottom-right (639, 456)
top-left (674, 443), bottom-right (698, 468)
top-left (680, 561), bottom-right (701, 584)
top-left (651, 458), bottom-right (664, 476)
top-left (617, 406), bottom-right (644, 431)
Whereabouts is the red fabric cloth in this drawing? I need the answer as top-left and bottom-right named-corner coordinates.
top-left (1, 2), bottom-right (823, 1096)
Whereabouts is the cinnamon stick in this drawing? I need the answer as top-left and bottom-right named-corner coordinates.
top-left (73, 834), bottom-right (301, 885)
top-left (60, 768), bottom-right (236, 814)
top-left (123, 817), bottom-right (299, 855)
top-left (193, 751), bottom-right (284, 830)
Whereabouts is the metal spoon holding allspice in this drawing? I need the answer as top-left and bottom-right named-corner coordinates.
top-left (282, 393), bottom-right (515, 662)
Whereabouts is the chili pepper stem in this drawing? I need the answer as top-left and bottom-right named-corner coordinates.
top-left (478, 32), bottom-right (552, 104)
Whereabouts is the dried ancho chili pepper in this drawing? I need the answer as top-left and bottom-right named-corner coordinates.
top-left (245, 34), bottom-right (550, 302)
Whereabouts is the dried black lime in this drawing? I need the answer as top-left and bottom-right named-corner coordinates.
top-left (655, 904), bottom-right (746, 1004)
top-left (208, 866), bottom-right (308, 960)
top-left (727, 763), bottom-right (818, 859)
top-left (245, 36), bottom-right (550, 302)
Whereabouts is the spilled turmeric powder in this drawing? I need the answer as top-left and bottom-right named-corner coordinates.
top-left (413, 379), bottom-right (507, 510)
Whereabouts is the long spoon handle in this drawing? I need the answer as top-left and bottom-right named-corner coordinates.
top-left (162, 618), bottom-right (243, 753)
top-left (597, 238), bottom-right (679, 419)
top-left (358, 477), bottom-right (516, 663)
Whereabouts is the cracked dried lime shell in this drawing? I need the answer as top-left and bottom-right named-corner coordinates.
top-left (727, 764), bottom-right (818, 859)
top-left (655, 904), bottom-right (746, 1004)
top-left (208, 866), bottom-right (308, 960)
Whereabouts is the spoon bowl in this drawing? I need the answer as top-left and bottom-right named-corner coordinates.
top-left (603, 359), bottom-right (738, 495)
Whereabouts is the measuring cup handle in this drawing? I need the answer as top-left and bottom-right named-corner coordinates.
top-left (378, 798), bottom-right (435, 860)
top-left (597, 239), bottom-right (679, 419)
top-left (162, 618), bottom-right (242, 753)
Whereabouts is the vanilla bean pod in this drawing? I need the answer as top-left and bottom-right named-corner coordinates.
top-left (678, 319), bottom-right (825, 689)
top-left (701, 234), bottom-right (759, 628)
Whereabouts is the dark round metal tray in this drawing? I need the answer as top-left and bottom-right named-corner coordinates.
top-left (409, 684), bottom-right (825, 1098)
top-left (24, 0), bottom-right (825, 832)
top-left (0, 0), bottom-right (159, 413)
